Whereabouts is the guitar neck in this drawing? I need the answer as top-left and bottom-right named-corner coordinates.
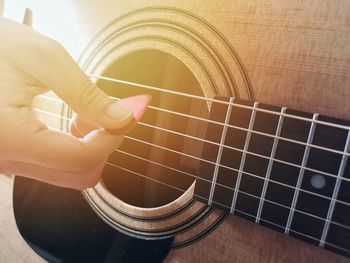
top-left (194, 96), bottom-right (350, 257)
top-left (34, 85), bottom-right (350, 258)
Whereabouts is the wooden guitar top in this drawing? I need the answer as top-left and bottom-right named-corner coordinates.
top-left (1, 0), bottom-right (350, 262)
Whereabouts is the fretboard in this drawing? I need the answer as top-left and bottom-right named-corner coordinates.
top-left (195, 96), bottom-right (350, 257)
top-left (35, 91), bottom-right (350, 258)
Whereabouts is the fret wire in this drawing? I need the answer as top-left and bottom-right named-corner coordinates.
top-left (264, 197), bottom-right (350, 232)
top-left (124, 134), bottom-right (350, 208)
top-left (105, 156), bottom-right (350, 233)
top-left (115, 147), bottom-right (338, 226)
top-left (230, 102), bottom-right (259, 214)
top-left (319, 129), bottom-right (350, 247)
top-left (238, 190), bottom-right (350, 232)
top-left (208, 98), bottom-right (234, 205)
top-left (255, 107), bottom-right (287, 224)
top-left (35, 103), bottom-right (350, 177)
top-left (87, 74), bottom-right (350, 131)
top-left (38, 94), bottom-right (350, 158)
top-left (211, 200), bottom-right (350, 254)
top-left (116, 147), bottom-right (347, 228)
top-left (116, 138), bottom-right (350, 210)
top-left (46, 125), bottom-right (350, 252)
top-left (42, 111), bottom-right (350, 207)
top-left (107, 156), bottom-right (350, 253)
top-left (45, 124), bottom-right (350, 235)
top-left (127, 137), bottom-right (350, 230)
top-left (285, 113), bottom-right (319, 234)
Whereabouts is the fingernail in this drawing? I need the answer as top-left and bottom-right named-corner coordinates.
top-left (105, 102), bottom-right (132, 120)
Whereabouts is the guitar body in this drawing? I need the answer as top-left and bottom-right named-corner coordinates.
top-left (4, 0), bottom-right (350, 262)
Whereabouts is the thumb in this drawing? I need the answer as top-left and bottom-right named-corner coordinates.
top-left (61, 79), bottom-right (134, 130)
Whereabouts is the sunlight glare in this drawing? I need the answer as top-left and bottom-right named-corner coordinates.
top-left (3, 0), bottom-right (85, 59)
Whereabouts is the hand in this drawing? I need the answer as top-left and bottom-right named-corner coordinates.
top-left (0, 18), bottom-right (139, 190)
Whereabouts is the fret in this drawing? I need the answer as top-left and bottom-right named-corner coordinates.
top-left (335, 158), bottom-right (350, 225)
top-left (193, 96), bottom-right (350, 257)
top-left (256, 107), bottom-right (286, 223)
top-left (230, 102), bottom-right (259, 214)
top-left (289, 115), bottom-right (350, 247)
top-left (285, 113), bottom-right (319, 234)
top-left (326, 223), bottom-right (350, 257)
top-left (194, 96), bottom-right (232, 205)
top-left (327, 200), bottom-right (350, 257)
top-left (329, 152), bottom-right (350, 257)
top-left (210, 98), bottom-right (256, 211)
top-left (320, 129), bottom-right (350, 247)
top-left (225, 102), bottom-right (281, 218)
top-left (261, 109), bottom-right (313, 231)
top-left (208, 97), bottom-right (234, 205)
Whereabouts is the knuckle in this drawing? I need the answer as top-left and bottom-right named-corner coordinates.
top-left (76, 80), bottom-right (106, 114)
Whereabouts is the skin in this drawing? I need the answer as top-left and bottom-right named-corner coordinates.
top-left (0, 17), bottom-right (145, 190)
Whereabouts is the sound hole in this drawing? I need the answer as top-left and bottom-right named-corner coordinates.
top-left (97, 49), bottom-right (208, 208)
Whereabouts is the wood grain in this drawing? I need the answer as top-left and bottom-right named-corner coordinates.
top-left (165, 214), bottom-right (350, 263)
top-left (0, 175), bottom-right (44, 263)
top-left (34, 0), bottom-right (350, 120)
top-left (2, 174), bottom-right (348, 263)
top-left (1, 0), bottom-right (350, 262)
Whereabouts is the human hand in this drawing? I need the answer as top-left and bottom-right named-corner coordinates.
top-left (0, 18), bottom-right (147, 190)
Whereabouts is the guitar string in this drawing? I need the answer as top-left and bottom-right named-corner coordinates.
top-left (105, 161), bottom-right (350, 232)
top-left (38, 94), bottom-right (350, 158)
top-left (35, 108), bottom-right (350, 207)
top-left (13, 10), bottom-right (349, 255)
top-left (115, 147), bottom-right (350, 227)
top-left (119, 151), bottom-right (350, 233)
top-left (121, 134), bottom-right (350, 208)
top-left (255, 107), bottom-right (286, 224)
top-left (224, 205), bottom-right (350, 255)
top-left (36, 110), bottom-right (350, 209)
top-left (104, 161), bottom-right (350, 254)
top-left (88, 74), bottom-right (350, 132)
top-left (43, 122), bottom-right (350, 249)
top-left (34, 102), bottom-right (350, 186)
top-left (320, 132), bottom-right (350, 247)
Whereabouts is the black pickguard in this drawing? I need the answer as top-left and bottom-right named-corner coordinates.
top-left (13, 176), bottom-right (173, 263)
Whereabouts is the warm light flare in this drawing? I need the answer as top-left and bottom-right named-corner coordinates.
top-left (2, 0), bottom-right (85, 59)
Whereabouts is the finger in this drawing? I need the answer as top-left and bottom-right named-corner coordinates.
top-left (69, 114), bottom-right (98, 138)
top-left (2, 20), bottom-right (149, 131)
top-left (31, 128), bottom-right (122, 173)
top-left (69, 94), bottom-right (151, 136)
top-left (107, 94), bottom-right (151, 135)
top-left (1, 112), bottom-right (123, 173)
top-left (0, 159), bottom-right (106, 190)
top-left (29, 41), bottom-right (134, 130)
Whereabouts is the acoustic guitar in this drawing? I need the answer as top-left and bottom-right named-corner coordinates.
top-left (3, 1), bottom-right (350, 262)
